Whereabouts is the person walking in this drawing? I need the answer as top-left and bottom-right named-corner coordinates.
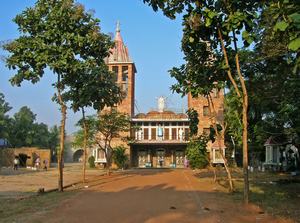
top-left (13, 156), bottom-right (19, 170)
top-left (43, 159), bottom-right (48, 171)
top-left (35, 157), bottom-right (40, 170)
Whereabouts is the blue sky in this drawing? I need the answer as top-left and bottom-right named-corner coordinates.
top-left (0, 0), bottom-right (187, 133)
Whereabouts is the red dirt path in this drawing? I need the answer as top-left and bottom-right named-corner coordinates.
top-left (40, 169), bottom-right (292, 223)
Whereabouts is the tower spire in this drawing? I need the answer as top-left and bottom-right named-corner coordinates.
top-left (116, 20), bottom-right (120, 33)
top-left (105, 21), bottom-right (133, 63)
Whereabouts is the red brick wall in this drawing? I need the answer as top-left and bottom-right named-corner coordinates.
top-left (108, 63), bottom-right (135, 117)
top-left (187, 89), bottom-right (224, 135)
top-left (188, 89), bottom-right (225, 159)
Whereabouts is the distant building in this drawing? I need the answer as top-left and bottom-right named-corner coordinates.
top-left (0, 138), bottom-right (9, 149)
top-left (93, 22), bottom-right (225, 168)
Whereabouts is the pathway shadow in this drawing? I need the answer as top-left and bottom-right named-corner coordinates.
top-left (125, 168), bottom-right (173, 176)
top-left (39, 174), bottom-right (289, 223)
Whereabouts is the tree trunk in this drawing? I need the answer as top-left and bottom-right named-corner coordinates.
top-left (235, 54), bottom-right (249, 204)
top-left (106, 157), bottom-right (111, 175)
top-left (241, 83), bottom-right (249, 203)
top-left (216, 131), bottom-right (234, 192)
top-left (218, 28), bottom-right (249, 202)
top-left (104, 148), bottom-right (111, 176)
top-left (219, 148), bottom-right (234, 192)
top-left (82, 108), bottom-right (88, 184)
top-left (207, 95), bottom-right (234, 192)
top-left (217, 29), bottom-right (241, 98)
top-left (57, 74), bottom-right (66, 192)
top-left (230, 28), bottom-right (249, 203)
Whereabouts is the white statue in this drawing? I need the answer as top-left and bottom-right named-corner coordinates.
top-left (179, 128), bottom-right (183, 141)
top-left (157, 96), bottom-right (166, 112)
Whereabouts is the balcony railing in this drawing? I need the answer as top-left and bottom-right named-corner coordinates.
top-left (132, 132), bottom-right (189, 143)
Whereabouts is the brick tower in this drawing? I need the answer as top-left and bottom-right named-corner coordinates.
top-left (188, 89), bottom-right (224, 135)
top-left (188, 89), bottom-right (225, 163)
top-left (105, 21), bottom-right (136, 117)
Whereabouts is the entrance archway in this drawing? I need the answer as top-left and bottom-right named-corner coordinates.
top-left (156, 148), bottom-right (165, 167)
top-left (73, 149), bottom-right (84, 162)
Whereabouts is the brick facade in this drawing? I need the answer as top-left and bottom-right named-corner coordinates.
top-left (187, 89), bottom-right (225, 135)
top-left (93, 23), bottom-right (225, 167)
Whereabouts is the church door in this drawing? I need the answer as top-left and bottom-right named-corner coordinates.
top-left (138, 150), bottom-right (147, 167)
top-left (156, 149), bottom-right (165, 167)
top-left (175, 150), bottom-right (184, 168)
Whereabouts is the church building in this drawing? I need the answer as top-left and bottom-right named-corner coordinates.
top-left (93, 23), bottom-right (225, 168)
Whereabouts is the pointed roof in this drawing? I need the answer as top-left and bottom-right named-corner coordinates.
top-left (105, 21), bottom-right (133, 64)
top-left (264, 135), bottom-right (288, 146)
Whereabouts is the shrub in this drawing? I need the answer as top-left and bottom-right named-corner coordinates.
top-left (88, 156), bottom-right (95, 168)
top-left (113, 146), bottom-right (128, 169)
top-left (186, 135), bottom-right (209, 169)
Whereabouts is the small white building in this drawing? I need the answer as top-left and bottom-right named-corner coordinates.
top-left (264, 136), bottom-right (283, 166)
top-left (264, 136), bottom-right (299, 171)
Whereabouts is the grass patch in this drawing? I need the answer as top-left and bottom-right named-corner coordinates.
top-left (216, 171), bottom-right (300, 222)
top-left (196, 169), bottom-right (300, 222)
top-left (0, 190), bottom-right (77, 223)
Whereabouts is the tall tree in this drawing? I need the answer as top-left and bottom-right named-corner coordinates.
top-left (207, 94), bottom-right (234, 192)
top-left (92, 110), bottom-right (130, 175)
top-left (143, 0), bottom-right (262, 203)
top-left (4, 0), bottom-right (113, 191)
top-left (64, 66), bottom-right (122, 183)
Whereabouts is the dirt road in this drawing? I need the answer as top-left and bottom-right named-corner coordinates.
top-left (39, 169), bottom-right (291, 223)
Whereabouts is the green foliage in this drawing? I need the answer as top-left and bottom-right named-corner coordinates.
top-left (186, 108), bottom-right (199, 137)
top-left (3, 0), bottom-right (119, 191)
top-left (223, 46), bottom-right (300, 151)
top-left (87, 110), bottom-right (131, 170)
top-left (113, 146), bottom-right (128, 169)
top-left (95, 110), bottom-right (131, 143)
top-left (48, 125), bottom-right (59, 160)
top-left (208, 124), bottom-right (223, 143)
top-left (144, 0), bottom-right (260, 93)
top-left (0, 100), bottom-right (59, 150)
top-left (242, 50), bottom-right (300, 149)
top-left (186, 135), bottom-right (209, 169)
top-left (65, 63), bottom-right (122, 178)
top-left (225, 88), bottom-right (243, 148)
top-left (63, 66), bottom-right (123, 114)
top-left (88, 156), bottom-right (95, 168)
top-left (262, 0), bottom-right (300, 72)
top-left (8, 106), bottom-right (49, 148)
top-left (145, 0), bottom-right (300, 149)
top-left (274, 21), bottom-right (289, 31)
top-left (0, 92), bottom-right (12, 140)
top-left (4, 0), bottom-right (113, 88)
top-left (73, 116), bottom-right (97, 148)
